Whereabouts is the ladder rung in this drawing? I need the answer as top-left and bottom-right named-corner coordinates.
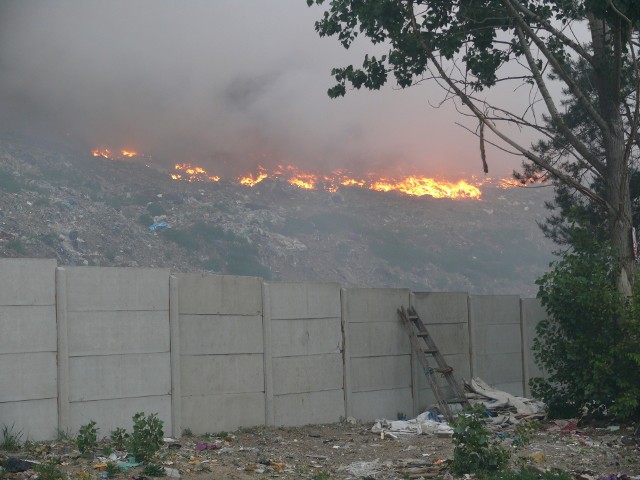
top-left (422, 348), bottom-right (438, 354)
top-left (416, 332), bottom-right (429, 337)
top-left (408, 315), bottom-right (419, 320)
top-left (447, 397), bottom-right (467, 404)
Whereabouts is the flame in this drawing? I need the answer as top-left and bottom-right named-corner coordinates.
top-left (239, 165), bottom-right (269, 186)
top-left (92, 148), bottom-right (112, 159)
top-left (173, 163), bottom-right (220, 182)
top-left (121, 150), bottom-right (137, 157)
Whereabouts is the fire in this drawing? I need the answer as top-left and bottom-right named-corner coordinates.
top-left (121, 150), bottom-right (137, 157)
top-left (92, 148), bottom-right (112, 159)
top-left (239, 165), bottom-right (269, 186)
top-left (173, 163), bottom-right (220, 182)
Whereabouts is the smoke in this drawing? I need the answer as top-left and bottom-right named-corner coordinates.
top-left (0, 0), bottom-right (515, 179)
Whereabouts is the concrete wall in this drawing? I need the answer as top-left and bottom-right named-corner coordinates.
top-left (58, 266), bottom-right (172, 435)
top-left (343, 288), bottom-right (413, 420)
top-left (0, 258), bottom-right (548, 439)
top-left (412, 292), bottom-right (472, 411)
top-left (0, 259), bottom-right (58, 441)
top-left (264, 282), bottom-right (344, 426)
top-left (469, 295), bottom-right (524, 395)
top-left (177, 274), bottom-right (265, 434)
top-left (521, 298), bottom-right (548, 397)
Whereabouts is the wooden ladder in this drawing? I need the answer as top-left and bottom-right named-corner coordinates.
top-left (398, 305), bottom-right (471, 422)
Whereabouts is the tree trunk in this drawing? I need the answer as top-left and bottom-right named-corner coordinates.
top-left (590, 16), bottom-right (635, 295)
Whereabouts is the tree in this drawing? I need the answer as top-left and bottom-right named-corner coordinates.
top-left (307, 0), bottom-right (640, 294)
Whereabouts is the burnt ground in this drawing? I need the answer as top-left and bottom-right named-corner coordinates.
top-left (1, 420), bottom-right (639, 479)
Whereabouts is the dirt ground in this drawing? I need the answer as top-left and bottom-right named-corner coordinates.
top-left (1, 420), bottom-right (639, 480)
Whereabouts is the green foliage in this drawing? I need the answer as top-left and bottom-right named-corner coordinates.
top-left (162, 228), bottom-right (199, 251)
top-left (6, 239), bottom-right (26, 255)
top-left (110, 427), bottom-right (129, 450)
top-left (1, 424), bottom-right (22, 451)
top-left (127, 412), bottom-right (164, 462)
top-left (138, 213), bottom-right (154, 226)
top-left (142, 464), bottom-right (166, 477)
top-left (532, 240), bottom-right (640, 419)
top-left (146, 203), bottom-right (166, 216)
top-left (450, 405), bottom-right (510, 474)
top-left (105, 462), bottom-right (122, 478)
top-left (77, 420), bottom-right (99, 456)
top-left (39, 233), bottom-right (58, 247)
top-left (34, 460), bottom-right (65, 480)
top-left (181, 428), bottom-right (193, 437)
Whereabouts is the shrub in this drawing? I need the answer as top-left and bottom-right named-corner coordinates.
top-left (138, 213), bottom-right (154, 226)
top-left (449, 404), bottom-right (510, 474)
top-left (127, 412), bottom-right (164, 462)
top-left (1, 424), bottom-right (22, 451)
top-left (532, 240), bottom-right (640, 419)
top-left (110, 427), bottom-right (129, 450)
top-left (6, 239), bottom-right (27, 255)
top-left (77, 420), bottom-right (99, 456)
top-left (34, 461), bottom-right (65, 480)
top-left (146, 203), bottom-right (166, 216)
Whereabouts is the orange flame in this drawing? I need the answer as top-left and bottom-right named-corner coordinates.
top-left (92, 148), bottom-right (112, 159)
top-left (121, 150), bottom-right (137, 157)
top-left (239, 165), bottom-right (268, 186)
top-left (173, 163), bottom-right (220, 182)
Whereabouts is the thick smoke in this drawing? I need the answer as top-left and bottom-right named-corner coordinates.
top-left (0, 0), bottom-right (514, 179)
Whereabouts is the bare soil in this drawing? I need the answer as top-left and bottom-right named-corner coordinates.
top-left (1, 420), bottom-right (639, 479)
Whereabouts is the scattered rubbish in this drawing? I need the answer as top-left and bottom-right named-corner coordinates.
top-left (68, 197), bottom-right (78, 206)
top-left (372, 411), bottom-right (454, 436)
top-left (194, 442), bottom-right (219, 451)
top-left (163, 467), bottom-right (181, 478)
top-left (148, 222), bottom-right (168, 232)
top-left (344, 416), bottom-right (357, 425)
top-left (546, 419), bottom-right (580, 433)
top-left (117, 458), bottom-right (143, 470)
top-left (3, 458), bottom-right (38, 473)
top-left (345, 459), bottom-right (382, 478)
top-left (527, 451), bottom-right (545, 463)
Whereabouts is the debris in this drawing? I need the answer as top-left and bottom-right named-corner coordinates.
top-left (3, 458), bottom-right (38, 473)
top-left (371, 412), bottom-right (454, 436)
top-left (344, 459), bottom-right (382, 477)
top-left (148, 222), bottom-right (168, 232)
top-left (163, 467), bottom-right (181, 478)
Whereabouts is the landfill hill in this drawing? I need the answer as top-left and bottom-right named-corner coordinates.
top-left (0, 135), bottom-right (556, 296)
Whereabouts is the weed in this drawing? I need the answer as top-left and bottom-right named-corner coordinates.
top-left (57, 428), bottom-right (73, 442)
top-left (450, 404), bottom-right (510, 474)
top-left (77, 420), bottom-right (99, 456)
top-left (138, 213), bottom-right (154, 226)
top-left (482, 468), bottom-right (572, 480)
top-left (105, 462), bottom-right (122, 478)
top-left (312, 471), bottom-right (331, 480)
top-left (39, 233), bottom-right (58, 247)
top-left (34, 460), bottom-right (65, 480)
top-left (397, 411), bottom-right (408, 421)
top-left (146, 203), bottom-right (166, 216)
top-left (512, 420), bottom-right (542, 448)
top-left (1, 424), bottom-right (22, 451)
top-left (142, 464), bottom-right (166, 477)
top-left (182, 428), bottom-right (193, 437)
top-left (127, 412), bottom-right (164, 462)
top-left (102, 446), bottom-right (113, 456)
top-left (7, 239), bottom-right (27, 255)
top-left (110, 427), bottom-right (129, 450)
top-left (215, 431), bottom-right (229, 439)
top-left (105, 250), bottom-right (116, 262)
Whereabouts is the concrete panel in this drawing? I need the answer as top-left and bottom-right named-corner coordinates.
top-left (267, 282), bottom-right (341, 320)
top-left (180, 354), bottom-right (264, 396)
top-left (413, 292), bottom-right (469, 324)
top-left (179, 315), bottom-right (263, 355)
top-left (181, 393), bottom-right (265, 433)
top-left (0, 398), bottom-right (58, 441)
top-left (343, 288), bottom-right (411, 323)
top-left (348, 322), bottom-right (410, 357)
top-left (475, 324), bottom-right (522, 354)
top-left (65, 267), bottom-right (169, 312)
top-left (351, 388), bottom-right (413, 421)
top-left (427, 323), bottom-right (470, 355)
top-left (177, 274), bottom-right (262, 315)
top-left (475, 352), bottom-right (523, 389)
top-left (69, 395), bottom-right (172, 434)
top-left (272, 354), bottom-right (343, 395)
top-left (0, 305), bottom-right (56, 353)
top-left (469, 295), bottom-right (520, 325)
top-left (521, 298), bottom-right (547, 396)
top-left (351, 355), bottom-right (412, 392)
top-left (274, 390), bottom-right (345, 426)
top-left (271, 318), bottom-right (342, 357)
top-left (0, 352), bottom-right (57, 402)
top-left (0, 258), bottom-right (56, 306)
top-left (68, 311), bottom-right (170, 356)
top-left (69, 353), bottom-right (171, 402)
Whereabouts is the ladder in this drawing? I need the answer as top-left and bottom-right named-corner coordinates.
top-left (398, 306), bottom-right (471, 421)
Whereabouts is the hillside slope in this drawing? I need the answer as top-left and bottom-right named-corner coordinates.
top-left (0, 137), bottom-right (556, 296)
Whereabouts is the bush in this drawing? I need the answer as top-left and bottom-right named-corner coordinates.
top-left (146, 203), bottom-right (166, 216)
top-left (449, 404), bottom-right (510, 474)
top-left (77, 420), bottom-right (98, 456)
top-left (127, 412), bottom-right (164, 462)
top-left (532, 240), bottom-right (640, 419)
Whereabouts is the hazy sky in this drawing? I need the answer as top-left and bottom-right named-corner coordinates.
top-left (0, 1), bottom-right (530, 180)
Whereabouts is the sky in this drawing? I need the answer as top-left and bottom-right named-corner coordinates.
top-left (0, 1), bottom-right (530, 180)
